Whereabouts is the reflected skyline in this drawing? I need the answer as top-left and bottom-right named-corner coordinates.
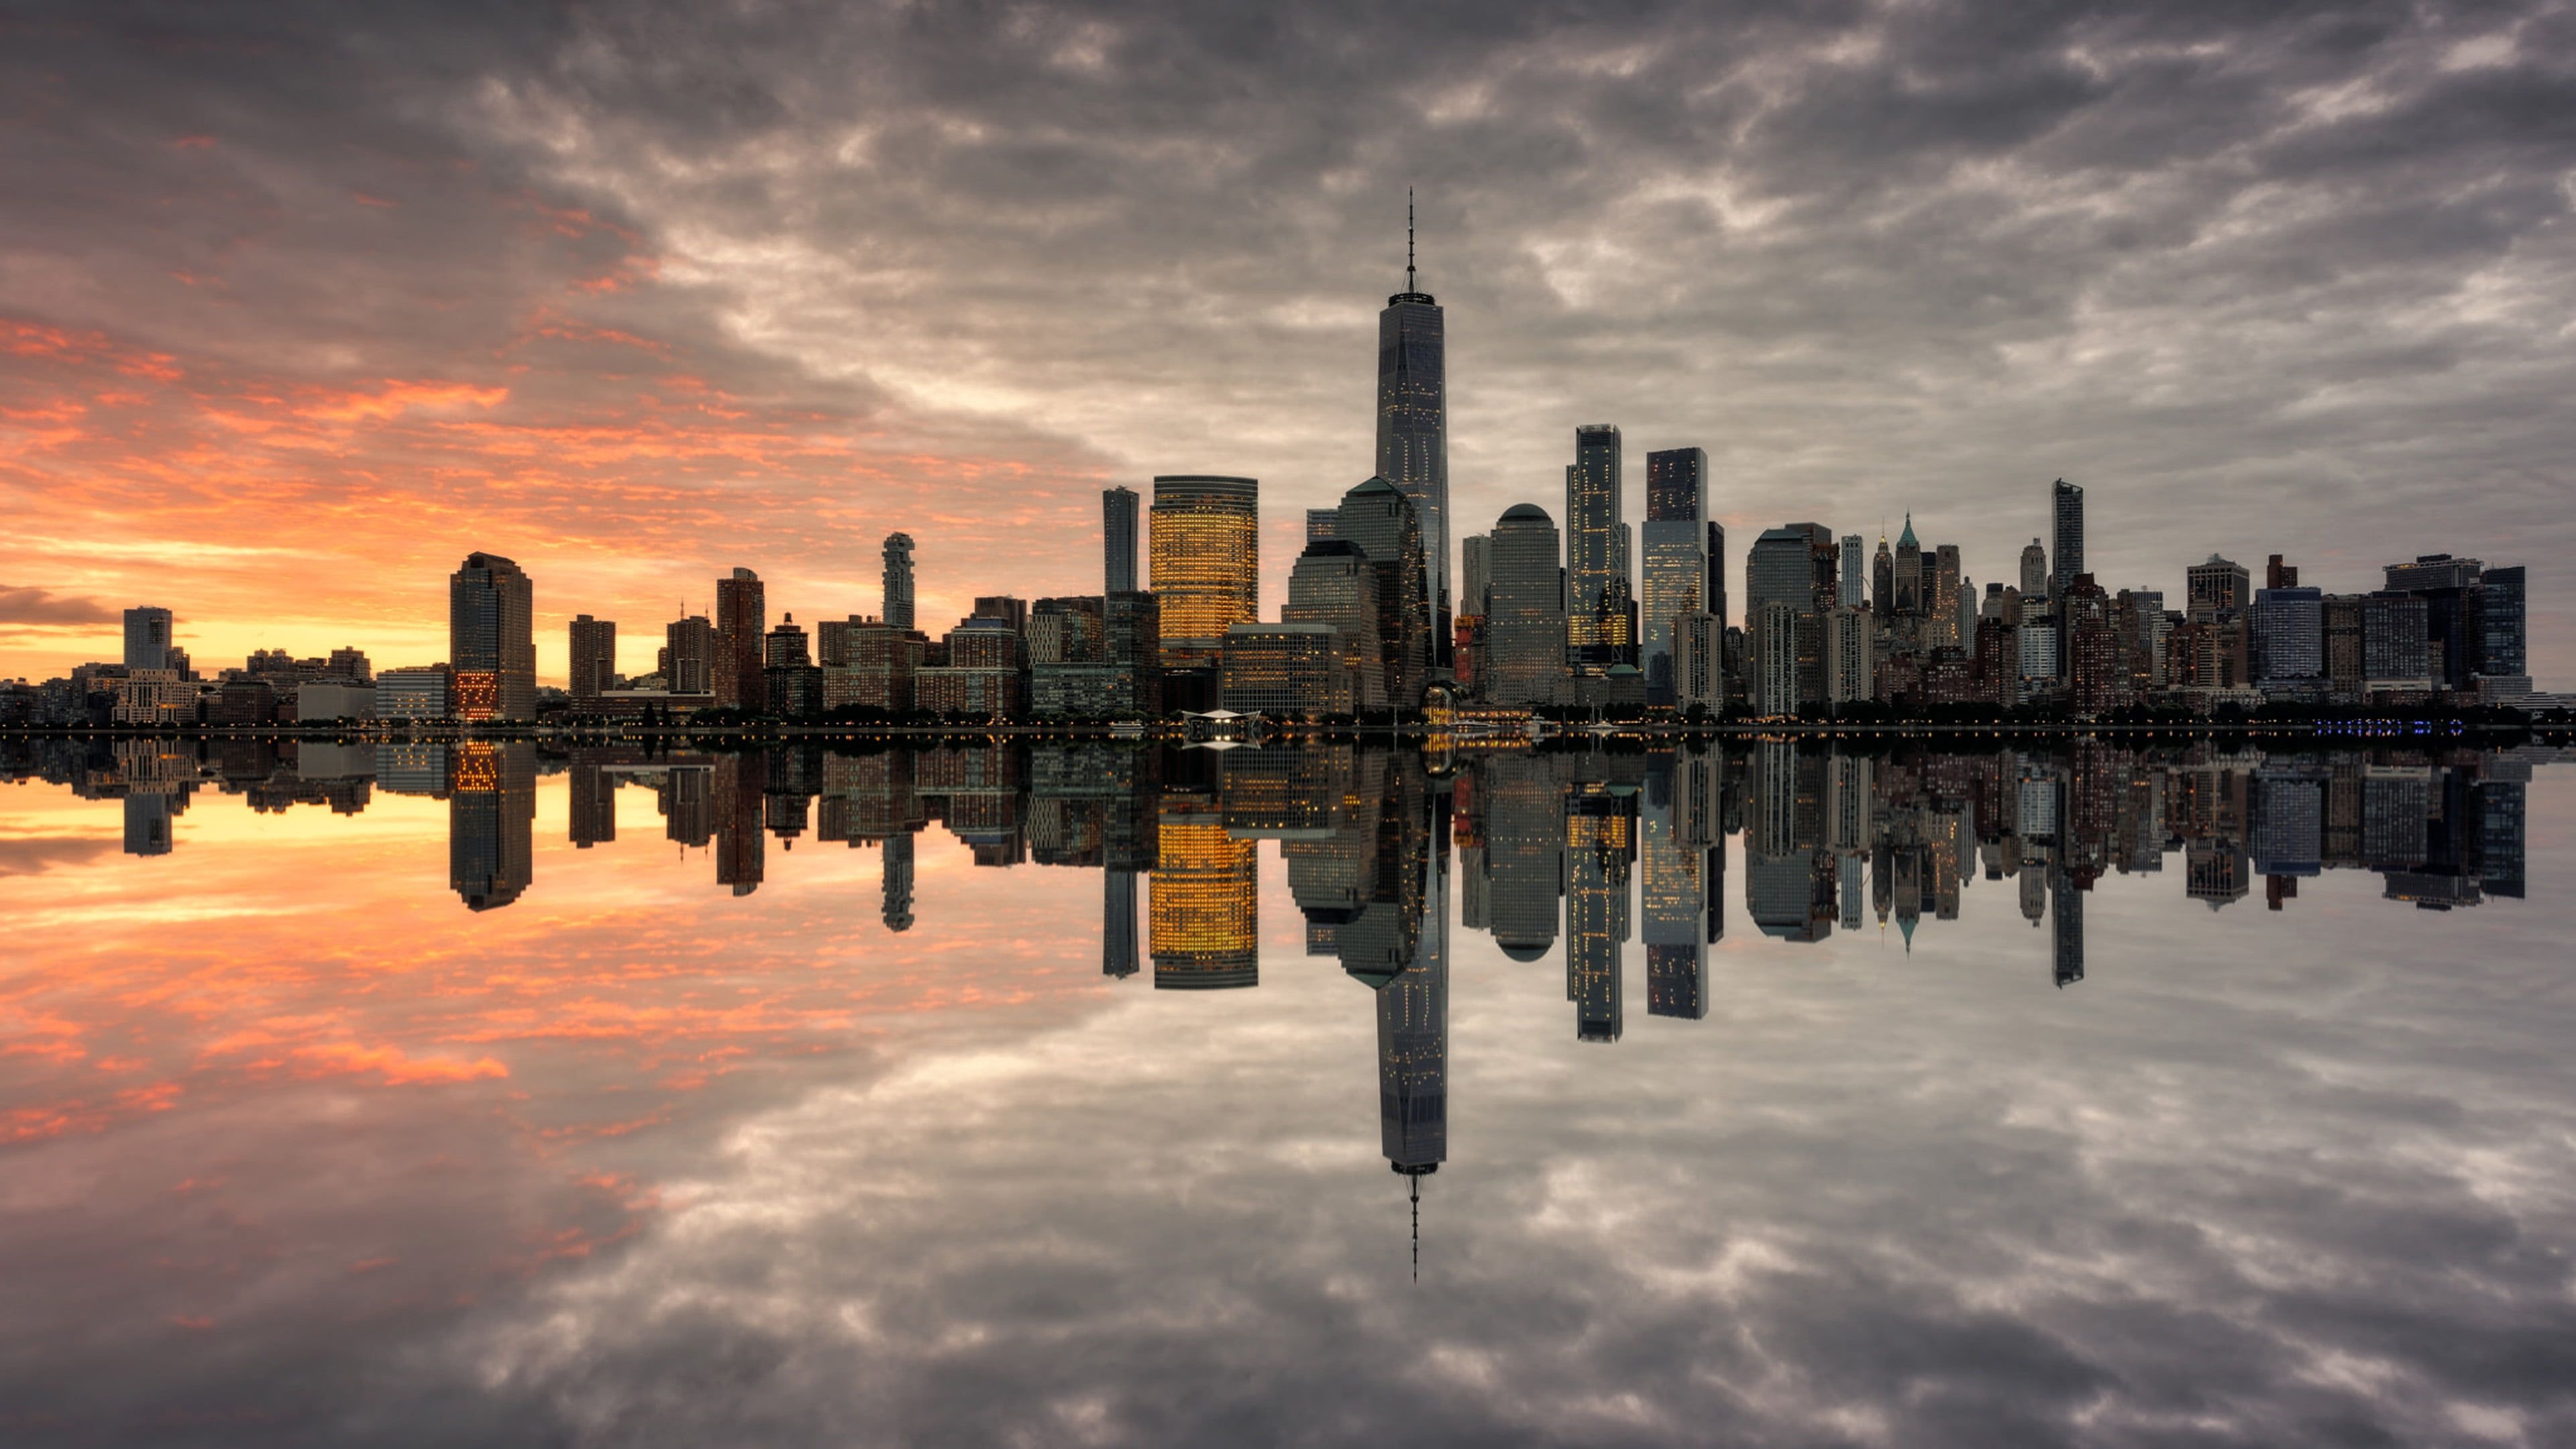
top-left (0, 739), bottom-right (2569, 1445)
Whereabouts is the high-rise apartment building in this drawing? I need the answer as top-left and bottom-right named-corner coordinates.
top-left (1483, 504), bottom-right (1566, 707)
top-left (568, 615), bottom-right (616, 701)
top-left (1564, 425), bottom-right (1623, 669)
top-left (449, 552), bottom-right (535, 721)
top-left (1641, 447), bottom-right (1708, 707)
top-left (2049, 479), bottom-right (2085, 598)
top-left (123, 606), bottom-right (173, 671)
top-left (664, 614), bottom-right (715, 696)
top-left (881, 533), bottom-right (916, 631)
top-left (1378, 198), bottom-right (1449, 661)
top-left (2251, 587), bottom-right (2324, 688)
top-left (714, 568), bottom-right (765, 710)
top-left (1839, 535), bottom-right (1864, 610)
top-left (1149, 474), bottom-right (1259, 667)
top-left (1102, 487), bottom-right (1138, 594)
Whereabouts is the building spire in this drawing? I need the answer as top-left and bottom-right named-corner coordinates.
top-left (1409, 1171), bottom-right (1421, 1284)
top-left (1406, 186), bottom-right (1416, 294)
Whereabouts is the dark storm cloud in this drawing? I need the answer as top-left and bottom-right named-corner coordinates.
top-left (3, 1), bottom-right (2571, 674)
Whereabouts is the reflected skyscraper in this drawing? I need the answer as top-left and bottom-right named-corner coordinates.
top-left (1150, 784), bottom-right (1257, 989)
top-left (1480, 752), bottom-right (1564, 960)
top-left (123, 792), bottom-right (173, 856)
top-left (1566, 784), bottom-right (1634, 1042)
top-left (2050, 851), bottom-right (2084, 987)
top-left (716, 751), bottom-right (764, 896)
top-left (1103, 867), bottom-right (1138, 977)
top-left (883, 832), bottom-right (916, 932)
top-left (1642, 752), bottom-right (1707, 1020)
top-left (449, 741), bottom-right (534, 910)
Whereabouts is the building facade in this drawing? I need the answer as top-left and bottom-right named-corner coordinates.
top-left (449, 552), bottom-right (536, 721)
top-left (1149, 474), bottom-right (1260, 668)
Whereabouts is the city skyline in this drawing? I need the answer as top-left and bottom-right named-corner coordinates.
top-left (7, 5), bottom-right (2575, 688)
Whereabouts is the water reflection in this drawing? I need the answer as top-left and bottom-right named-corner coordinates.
top-left (1, 736), bottom-right (2567, 1445)
top-left (11, 735), bottom-right (2544, 975)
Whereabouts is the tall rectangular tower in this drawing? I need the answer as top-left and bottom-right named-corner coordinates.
top-left (1103, 487), bottom-right (1138, 594)
top-left (2050, 479), bottom-right (2085, 599)
top-left (1564, 425), bottom-right (1623, 666)
top-left (568, 615), bottom-right (616, 701)
top-left (714, 568), bottom-right (765, 711)
top-left (1149, 475), bottom-right (1259, 669)
top-left (1641, 447), bottom-right (1708, 706)
top-left (123, 606), bottom-right (173, 671)
top-left (1377, 196), bottom-right (1448, 662)
top-left (449, 553), bottom-right (536, 721)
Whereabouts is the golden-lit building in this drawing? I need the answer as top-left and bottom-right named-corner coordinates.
top-left (1149, 474), bottom-right (1258, 668)
top-left (1150, 801), bottom-right (1257, 989)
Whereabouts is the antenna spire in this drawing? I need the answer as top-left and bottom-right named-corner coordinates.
top-left (1406, 187), bottom-right (1416, 294)
top-left (1410, 1172), bottom-right (1421, 1283)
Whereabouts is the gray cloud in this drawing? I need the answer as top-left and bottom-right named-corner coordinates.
top-left (2, 0), bottom-right (2571, 667)
top-left (0, 586), bottom-right (116, 626)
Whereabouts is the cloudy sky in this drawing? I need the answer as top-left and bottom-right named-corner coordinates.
top-left (4, 756), bottom-right (2573, 1444)
top-left (3, 1), bottom-right (2571, 682)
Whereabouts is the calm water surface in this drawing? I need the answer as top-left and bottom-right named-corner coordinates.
top-left (3, 740), bottom-right (2570, 1447)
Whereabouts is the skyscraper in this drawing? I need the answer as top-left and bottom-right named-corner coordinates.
top-left (1564, 425), bottom-right (1623, 668)
top-left (2020, 538), bottom-right (2048, 599)
top-left (1333, 476), bottom-right (1430, 708)
top-left (2049, 479), bottom-right (2084, 599)
top-left (1642, 447), bottom-right (1708, 707)
top-left (568, 614), bottom-right (616, 701)
top-left (714, 567), bottom-right (765, 711)
top-left (1102, 488), bottom-right (1138, 595)
top-left (1746, 525), bottom-right (1832, 714)
top-left (449, 553), bottom-right (535, 721)
top-left (1483, 504), bottom-right (1566, 707)
top-left (1705, 521), bottom-right (1728, 631)
top-left (123, 606), bottom-right (172, 671)
top-left (665, 614), bottom-right (715, 695)
top-left (1378, 193), bottom-right (1448, 663)
top-left (1149, 474), bottom-right (1259, 667)
top-left (881, 533), bottom-right (916, 631)
top-left (1839, 535), bottom-right (1864, 610)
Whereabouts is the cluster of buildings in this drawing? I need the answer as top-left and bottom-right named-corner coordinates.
top-left (4, 223), bottom-right (2558, 728)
